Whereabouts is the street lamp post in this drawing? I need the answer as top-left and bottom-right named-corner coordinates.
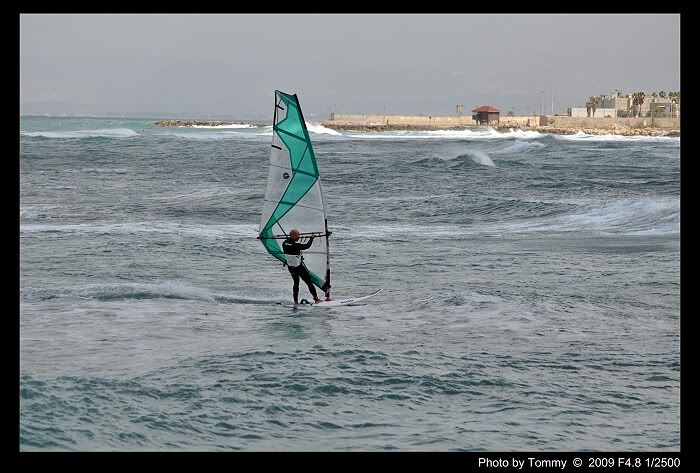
top-left (540, 90), bottom-right (544, 116)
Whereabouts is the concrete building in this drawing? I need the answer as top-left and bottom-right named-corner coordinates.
top-left (597, 93), bottom-right (676, 117)
top-left (569, 107), bottom-right (616, 118)
top-left (600, 96), bottom-right (630, 115)
top-left (472, 106), bottom-right (500, 125)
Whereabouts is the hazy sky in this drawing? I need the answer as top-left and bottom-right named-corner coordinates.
top-left (20, 14), bottom-right (681, 119)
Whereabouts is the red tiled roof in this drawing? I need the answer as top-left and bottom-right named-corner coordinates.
top-left (472, 106), bottom-right (500, 113)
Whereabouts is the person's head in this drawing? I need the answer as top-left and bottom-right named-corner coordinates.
top-left (289, 229), bottom-right (300, 241)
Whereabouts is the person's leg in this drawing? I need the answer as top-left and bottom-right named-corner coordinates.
top-left (289, 268), bottom-right (300, 303)
top-left (299, 266), bottom-right (320, 302)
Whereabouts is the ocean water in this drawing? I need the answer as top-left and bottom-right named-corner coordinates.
top-left (19, 116), bottom-right (680, 451)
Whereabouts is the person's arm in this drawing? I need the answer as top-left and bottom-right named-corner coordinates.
top-left (299, 236), bottom-right (314, 250)
top-left (285, 237), bottom-right (314, 252)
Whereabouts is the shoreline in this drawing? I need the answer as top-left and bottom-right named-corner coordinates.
top-left (322, 122), bottom-right (680, 137)
top-left (154, 119), bottom-right (679, 137)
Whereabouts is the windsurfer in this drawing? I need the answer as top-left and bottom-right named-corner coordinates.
top-left (282, 229), bottom-right (323, 304)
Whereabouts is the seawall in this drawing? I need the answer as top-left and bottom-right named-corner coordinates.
top-left (545, 116), bottom-right (679, 129)
top-left (326, 113), bottom-right (476, 129)
top-left (323, 113), bottom-right (680, 135)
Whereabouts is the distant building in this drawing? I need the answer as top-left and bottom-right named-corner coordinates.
top-left (472, 106), bottom-right (500, 125)
top-left (570, 107), bottom-right (616, 118)
top-left (595, 93), bottom-right (675, 117)
top-left (644, 97), bottom-right (674, 117)
top-left (600, 96), bottom-right (631, 115)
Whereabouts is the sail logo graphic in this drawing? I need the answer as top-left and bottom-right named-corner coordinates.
top-left (283, 172), bottom-right (290, 179)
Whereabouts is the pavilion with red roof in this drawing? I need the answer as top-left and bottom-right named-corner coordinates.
top-left (472, 105), bottom-right (500, 125)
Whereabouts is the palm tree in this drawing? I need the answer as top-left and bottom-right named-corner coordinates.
top-left (632, 92), bottom-right (646, 118)
top-left (589, 96), bottom-right (599, 117)
top-left (659, 91), bottom-right (666, 99)
top-left (669, 91), bottom-right (680, 117)
top-left (586, 101), bottom-right (592, 117)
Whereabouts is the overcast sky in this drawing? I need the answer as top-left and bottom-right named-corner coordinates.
top-left (20, 14), bottom-right (681, 119)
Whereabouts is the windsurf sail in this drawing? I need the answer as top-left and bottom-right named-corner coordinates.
top-left (258, 90), bottom-right (331, 296)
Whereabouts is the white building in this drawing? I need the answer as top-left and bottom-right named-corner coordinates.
top-left (569, 107), bottom-right (617, 118)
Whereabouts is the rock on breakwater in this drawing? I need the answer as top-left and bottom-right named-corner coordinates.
top-left (155, 120), bottom-right (264, 127)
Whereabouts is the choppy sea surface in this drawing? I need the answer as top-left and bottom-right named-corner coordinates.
top-left (19, 116), bottom-right (680, 451)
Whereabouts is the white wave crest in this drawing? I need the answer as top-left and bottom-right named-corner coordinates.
top-left (491, 197), bottom-right (679, 236)
top-left (466, 150), bottom-right (496, 167)
top-left (500, 128), bottom-right (544, 139)
top-left (335, 224), bottom-right (461, 240)
top-left (20, 128), bottom-right (139, 139)
top-left (20, 205), bottom-right (61, 219)
top-left (21, 281), bottom-right (290, 305)
top-left (344, 127), bottom-right (544, 140)
top-left (20, 222), bottom-right (259, 239)
top-left (336, 197), bottom-right (678, 238)
top-left (25, 281), bottom-right (217, 302)
top-left (159, 131), bottom-right (270, 140)
top-left (554, 131), bottom-right (680, 143)
top-left (306, 122), bottom-right (342, 135)
top-left (498, 140), bottom-right (547, 153)
top-left (190, 123), bottom-right (256, 129)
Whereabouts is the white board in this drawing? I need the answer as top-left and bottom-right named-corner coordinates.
top-left (298, 289), bottom-right (383, 308)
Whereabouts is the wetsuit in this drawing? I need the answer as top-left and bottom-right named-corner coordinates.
top-left (282, 237), bottom-right (318, 302)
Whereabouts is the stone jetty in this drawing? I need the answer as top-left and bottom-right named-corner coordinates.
top-left (155, 120), bottom-right (264, 127)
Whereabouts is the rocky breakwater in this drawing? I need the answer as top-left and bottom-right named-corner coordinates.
top-left (323, 120), bottom-right (679, 137)
top-left (322, 121), bottom-right (475, 132)
top-left (155, 120), bottom-right (263, 127)
top-left (509, 123), bottom-right (680, 137)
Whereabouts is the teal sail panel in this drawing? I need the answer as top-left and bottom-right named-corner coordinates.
top-left (259, 90), bottom-right (330, 291)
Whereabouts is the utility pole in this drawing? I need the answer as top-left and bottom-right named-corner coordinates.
top-left (540, 90), bottom-right (545, 115)
top-left (551, 90), bottom-right (554, 116)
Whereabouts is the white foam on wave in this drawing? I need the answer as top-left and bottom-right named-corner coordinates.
top-left (21, 280), bottom-right (290, 305)
top-left (20, 197), bottom-right (678, 241)
top-left (20, 205), bottom-right (61, 219)
top-left (20, 222), bottom-right (259, 239)
top-left (490, 197), bottom-right (679, 236)
top-left (305, 122), bottom-right (342, 136)
top-left (498, 140), bottom-right (547, 153)
top-left (24, 281), bottom-right (217, 303)
top-left (20, 128), bottom-right (139, 139)
top-left (79, 168), bottom-right (128, 174)
top-left (190, 123), bottom-right (256, 129)
top-left (500, 128), bottom-right (544, 139)
top-left (153, 125), bottom-right (549, 142)
top-left (429, 145), bottom-right (496, 167)
top-left (158, 130), bottom-right (270, 140)
top-left (343, 127), bottom-right (544, 140)
top-left (337, 224), bottom-right (461, 240)
top-left (338, 196), bottom-right (678, 238)
top-left (254, 126), bottom-right (274, 137)
top-left (554, 131), bottom-right (680, 143)
top-left (147, 186), bottom-right (245, 202)
top-left (465, 150), bottom-right (496, 167)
